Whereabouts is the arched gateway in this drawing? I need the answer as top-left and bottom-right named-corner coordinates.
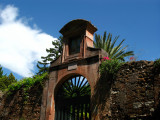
top-left (55, 75), bottom-right (91, 120)
top-left (40, 19), bottom-right (108, 120)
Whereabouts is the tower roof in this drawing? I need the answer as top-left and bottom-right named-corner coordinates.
top-left (59, 19), bottom-right (97, 35)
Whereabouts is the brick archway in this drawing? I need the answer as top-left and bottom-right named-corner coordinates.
top-left (55, 75), bottom-right (91, 120)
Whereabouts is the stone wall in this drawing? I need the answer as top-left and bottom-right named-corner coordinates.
top-left (111, 61), bottom-right (155, 119)
top-left (112, 61), bottom-right (160, 119)
top-left (0, 82), bottom-right (44, 120)
top-left (0, 61), bottom-right (160, 120)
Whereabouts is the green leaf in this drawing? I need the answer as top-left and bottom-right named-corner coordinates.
top-left (94, 31), bottom-right (134, 61)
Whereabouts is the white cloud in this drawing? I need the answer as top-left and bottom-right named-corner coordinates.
top-left (0, 5), bottom-right (57, 77)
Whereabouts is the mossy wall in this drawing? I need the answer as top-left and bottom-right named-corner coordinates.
top-left (0, 82), bottom-right (44, 120)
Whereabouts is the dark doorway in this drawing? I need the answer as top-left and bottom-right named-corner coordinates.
top-left (55, 75), bottom-right (91, 120)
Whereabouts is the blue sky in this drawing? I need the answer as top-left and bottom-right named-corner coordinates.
top-left (0, 0), bottom-right (160, 80)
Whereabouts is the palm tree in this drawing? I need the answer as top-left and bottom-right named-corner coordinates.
top-left (94, 31), bottom-right (134, 61)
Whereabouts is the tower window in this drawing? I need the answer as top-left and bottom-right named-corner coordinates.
top-left (69, 36), bottom-right (81, 55)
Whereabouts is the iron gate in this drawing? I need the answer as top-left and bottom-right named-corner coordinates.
top-left (55, 76), bottom-right (91, 120)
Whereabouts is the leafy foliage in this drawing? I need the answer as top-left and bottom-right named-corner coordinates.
top-left (37, 57), bottom-right (49, 75)
top-left (37, 36), bottom-right (63, 75)
top-left (0, 65), bottom-right (17, 91)
top-left (94, 31), bottom-right (134, 61)
top-left (0, 65), bottom-right (3, 78)
top-left (154, 58), bottom-right (160, 70)
top-left (0, 76), bottom-right (7, 91)
top-left (7, 73), bottom-right (17, 86)
top-left (100, 58), bottom-right (123, 79)
top-left (7, 72), bottom-right (48, 95)
top-left (129, 56), bottom-right (137, 61)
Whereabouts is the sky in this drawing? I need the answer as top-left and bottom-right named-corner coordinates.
top-left (0, 0), bottom-right (159, 80)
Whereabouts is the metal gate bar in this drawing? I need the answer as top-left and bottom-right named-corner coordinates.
top-left (55, 96), bottom-right (90, 120)
top-left (55, 76), bottom-right (91, 120)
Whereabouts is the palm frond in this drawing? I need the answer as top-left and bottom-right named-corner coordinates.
top-left (94, 31), bottom-right (134, 61)
top-left (109, 36), bottom-right (119, 53)
top-left (102, 31), bottom-right (106, 48)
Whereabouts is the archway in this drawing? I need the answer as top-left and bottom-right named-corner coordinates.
top-left (55, 75), bottom-right (91, 120)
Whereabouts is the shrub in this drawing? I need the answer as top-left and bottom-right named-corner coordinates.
top-left (129, 56), bottom-right (137, 61)
top-left (100, 57), bottom-right (123, 80)
top-left (154, 58), bottom-right (160, 71)
top-left (0, 65), bottom-right (17, 91)
top-left (7, 72), bottom-right (48, 95)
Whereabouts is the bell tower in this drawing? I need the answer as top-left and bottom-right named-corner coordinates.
top-left (59, 19), bottom-right (97, 63)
